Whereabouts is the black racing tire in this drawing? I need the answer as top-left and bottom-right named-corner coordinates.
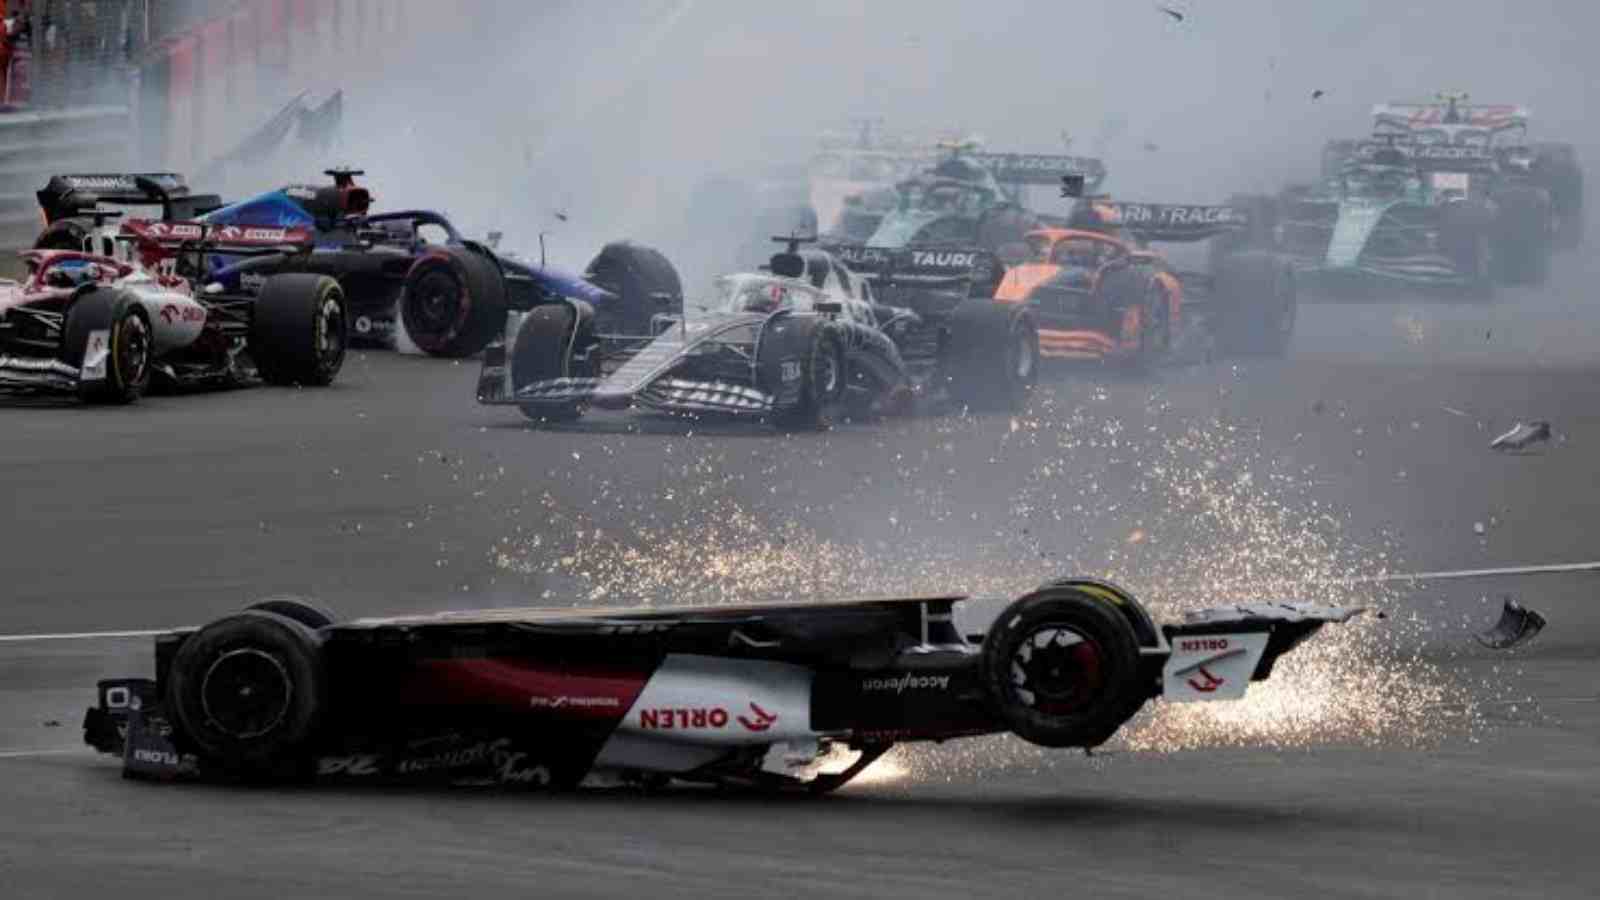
top-left (511, 303), bottom-right (591, 423)
top-left (35, 217), bottom-right (92, 252)
top-left (245, 596), bottom-right (338, 630)
top-left (582, 241), bottom-right (684, 335)
top-left (1213, 250), bottom-right (1296, 356)
top-left (164, 610), bottom-right (327, 774)
top-left (942, 299), bottom-right (1038, 412)
top-left (61, 287), bottom-right (152, 404)
top-left (980, 585), bottom-right (1147, 749)
top-left (1099, 266), bottom-right (1173, 373)
top-left (767, 320), bottom-right (845, 431)
top-left (1207, 194), bottom-right (1278, 273)
top-left (1534, 146), bottom-right (1583, 250)
top-left (1490, 185), bottom-right (1552, 286)
top-left (1439, 202), bottom-right (1496, 299)
top-left (249, 274), bottom-right (347, 386)
top-left (400, 247), bottom-right (508, 358)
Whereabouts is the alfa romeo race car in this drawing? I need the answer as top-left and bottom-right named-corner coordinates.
top-left (39, 170), bottom-right (681, 358)
top-left (0, 224), bottom-right (345, 403)
top-left (475, 238), bottom-right (1038, 428)
top-left (993, 197), bottom-right (1296, 364)
top-left (82, 580), bottom-right (1362, 792)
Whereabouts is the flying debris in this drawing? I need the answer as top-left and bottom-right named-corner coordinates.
top-left (1311, 89), bottom-right (1326, 100)
top-left (1490, 421), bottom-right (1552, 452)
top-left (1142, 141), bottom-right (1160, 152)
top-left (1475, 598), bottom-right (1547, 649)
top-left (1158, 6), bottom-right (1184, 23)
top-left (554, 212), bottom-right (569, 222)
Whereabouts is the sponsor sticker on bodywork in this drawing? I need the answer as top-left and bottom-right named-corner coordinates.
top-left (1161, 632), bottom-right (1270, 702)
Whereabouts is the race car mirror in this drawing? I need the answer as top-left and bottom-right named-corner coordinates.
top-left (1060, 174), bottom-right (1086, 198)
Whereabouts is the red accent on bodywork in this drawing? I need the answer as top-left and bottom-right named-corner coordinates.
top-left (401, 658), bottom-right (651, 720)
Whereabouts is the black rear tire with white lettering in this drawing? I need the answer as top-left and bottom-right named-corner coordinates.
top-left (582, 241), bottom-right (684, 335)
top-left (1213, 250), bottom-right (1296, 356)
top-left (941, 299), bottom-right (1037, 412)
top-left (250, 274), bottom-right (348, 386)
top-left (980, 585), bottom-right (1147, 748)
top-left (165, 610), bottom-right (327, 777)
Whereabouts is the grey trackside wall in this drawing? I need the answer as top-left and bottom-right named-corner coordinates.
top-left (0, 104), bottom-right (130, 253)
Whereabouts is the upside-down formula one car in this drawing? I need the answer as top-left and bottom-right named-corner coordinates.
top-left (0, 221), bottom-right (346, 403)
top-left (83, 580), bottom-right (1362, 792)
top-left (475, 237), bottom-right (1039, 428)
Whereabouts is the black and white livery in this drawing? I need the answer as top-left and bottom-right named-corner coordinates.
top-left (83, 580), bottom-right (1364, 792)
top-left (475, 238), bottom-right (1040, 428)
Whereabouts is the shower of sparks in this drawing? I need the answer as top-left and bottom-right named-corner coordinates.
top-left (489, 384), bottom-right (1511, 778)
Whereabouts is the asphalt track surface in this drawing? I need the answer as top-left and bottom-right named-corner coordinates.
top-left (3, 256), bottom-right (1599, 898)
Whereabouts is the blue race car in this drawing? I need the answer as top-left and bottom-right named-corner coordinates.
top-left (37, 169), bottom-right (681, 358)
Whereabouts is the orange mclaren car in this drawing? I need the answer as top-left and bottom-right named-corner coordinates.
top-left (993, 225), bottom-right (1185, 366)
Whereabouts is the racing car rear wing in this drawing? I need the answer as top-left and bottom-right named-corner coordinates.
top-left (37, 173), bottom-right (224, 225)
top-left (1372, 101), bottom-right (1529, 132)
top-left (117, 219), bottom-right (315, 257)
top-left (1083, 201), bottom-right (1252, 243)
top-left (971, 152), bottom-right (1107, 193)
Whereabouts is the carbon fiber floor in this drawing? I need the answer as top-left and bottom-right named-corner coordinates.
top-left (2, 266), bottom-right (1597, 898)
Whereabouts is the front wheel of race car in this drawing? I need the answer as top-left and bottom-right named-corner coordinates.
top-left (400, 247), bottom-right (509, 357)
top-left (245, 596), bottom-right (339, 630)
top-left (765, 319), bottom-right (845, 431)
top-left (1213, 251), bottom-right (1296, 357)
top-left (61, 287), bottom-right (153, 404)
top-left (512, 303), bottom-right (593, 423)
top-left (942, 300), bottom-right (1038, 412)
top-left (980, 585), bottom-right (1148, 749)
top-left (164, 610), bottom-right (328, 776)
top-left (1490, 186), bottom-right (1552, 286)
top-left (250, 274), bottom-right (348, 386)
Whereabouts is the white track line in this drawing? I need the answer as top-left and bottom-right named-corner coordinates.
top-left (0, 560), bottom-right (1596, 645)
top-left (0, 628), bottom-right (182, 643)
top-left (0, 748), bottom-right (86, 759)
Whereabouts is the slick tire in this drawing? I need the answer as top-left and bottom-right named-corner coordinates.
top-left (1490, 186), bottom-right (1552, 286)
top-left (942, 299), bottom-right (1038, 412)
top-left (980, 585), bottom-right (1147, 749)
top-left (400, 246), bottom-right (508, 357)
top-left (583, 241), bottom-right (684, 335)
top-left (766, 319), bottom-right (845, 431)
top-left (250, 274), bottom-right (348, 386)
top-left (1099, 266), bottom-right (1172, 374)
top-left (35, 217), bottom-right (92, 252)
top-left (512, 303), bottom-right (591, 423)
top-left (1213, 250), bottom-right (1296, 356)
top-left (165, 610), bottom-right (327, 775)
top-left (246, 596), bottom-right (339, 630)
top-left (62, 287), bottom-right (152, 404)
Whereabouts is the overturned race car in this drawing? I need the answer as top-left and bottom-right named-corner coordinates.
top-left (84, 580), bottom-right (1363, 792)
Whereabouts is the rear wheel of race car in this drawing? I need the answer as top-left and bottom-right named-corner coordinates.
top-left (942, 299), bottom-right (1038, 412)
top-left (249, 274), bottom-right (347, 386)
top-left (768, 321), bottom-right (845, 432)
top-left (583, 241), bottom-right (684, 335)
top-left (980, 585), bottom-right (1147, 748)
top-left (1491, 186), bottom-right (1552, 286)
top-left (1213, 250), bottom-right (1296, 357)
top-left (512, 303), bottom-right (592, 423)
top-left (61, 287), bottom-right (152, 404)
top-left (165, 610), bottom-right (327, 776)
top-left (400, 247), bottom-right (508, 357)
top-left (246, 596), bottom-right (339, 630)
